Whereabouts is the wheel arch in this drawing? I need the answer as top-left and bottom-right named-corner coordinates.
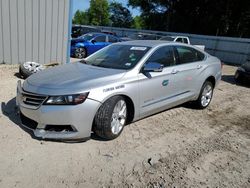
top-left (91, 94), bottom-right (135, 131)
top-left (205, 75), bottom-right (216, 87)
top-left (75, 42), bottom-right (86, 48)
top-left (119, 94), bottom-right (135, 124)
top-left (103, 94), bottom-right (135, 123)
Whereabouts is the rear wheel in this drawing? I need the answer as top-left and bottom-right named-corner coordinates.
top-left (194, 81), bottom-right (214, 109)
top-left (93, 96), bottom-right (127, 140)
top-left (75, 47), bottom-right (86, 59)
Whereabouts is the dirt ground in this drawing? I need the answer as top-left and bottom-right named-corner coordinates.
top-left (0, 64), bottom-right (249, 188)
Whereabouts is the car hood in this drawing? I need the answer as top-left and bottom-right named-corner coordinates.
top-left (71, 38), bottom-right (88, 45)
top-left (23, 62), bottom-right (126, 95)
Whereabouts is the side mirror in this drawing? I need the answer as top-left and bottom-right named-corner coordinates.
top-left (143, 62), bottom-right (164, 72)
top-left (91, 40), bottom-right (96, 44)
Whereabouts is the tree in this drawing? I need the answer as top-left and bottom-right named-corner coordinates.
top-left (72, 10), bottom-right (89, 25)
top-left (88, 0), bottom-right (110, 26)
top-left (132, 16), bottom-right (144, 29)
top-left (109, 2), bottom-right (133, 28)
top-left (128, 0), bottom-right (173, 31)
top-left (128, 0), bottom-right (250, 38)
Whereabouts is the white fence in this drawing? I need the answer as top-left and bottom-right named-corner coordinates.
top-left (98, 26), bottom-right (250, 65)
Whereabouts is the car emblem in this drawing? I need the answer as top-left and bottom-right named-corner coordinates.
top-left (162, 80), bottom-right (169, 86)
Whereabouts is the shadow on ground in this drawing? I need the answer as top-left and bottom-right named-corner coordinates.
top-left (1, 97), bottom-right (103, 143)
top-left (222, 75), bottom-right (250, 88)
top-left (14, 72), bottom-right (24, 79)
top-left (221, 75), bottom-right (236, 85)
top-left (1, 97), bottom-right (37, 139)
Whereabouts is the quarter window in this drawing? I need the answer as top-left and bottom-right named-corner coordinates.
top-left (146, 46), bottom-right (175, 67)
top-left (183, 38), bottom-right (188, 44)
top-left (94, 36), bottom-right (106, 42)
top-left (175, 46), bottom-right (205, 64)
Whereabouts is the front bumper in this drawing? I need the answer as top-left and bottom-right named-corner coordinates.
top-left (16, 81), bottom-right (101, 140)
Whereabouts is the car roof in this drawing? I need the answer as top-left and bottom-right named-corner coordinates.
top-left (119, 40), bottom-right (173, 47)
top-left (72, 25), bottom-right (99, 29)
top-left (84, 32), bottom-right (118, 37)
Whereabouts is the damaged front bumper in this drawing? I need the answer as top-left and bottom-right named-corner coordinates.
top-left (16, 80), bottom-right (101, 140)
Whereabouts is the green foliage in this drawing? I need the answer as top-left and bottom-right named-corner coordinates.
top-left (132, 16), bottom-right (144, 29)
top-left (88, 0), bottom-right (110, 26)
top-left (109, 2), bottom-right (133, 28)
top-left (72, 10), bottom-right (89, 25)
top-left (129, 0), bottom-right (250, 38)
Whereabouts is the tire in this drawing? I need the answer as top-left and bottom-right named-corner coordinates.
top-left (75, 47), bottom-right (87, 59)
top-left (19, 62), bottom-right (45, 79)
top-left (19, 66), bottom-right (26, 79)
top-left (235, 71), bottom-right (243, 83)
top-left (93, 96), bottom-right (127, 140)
top-left (194, 81), bottom-right (214, 109)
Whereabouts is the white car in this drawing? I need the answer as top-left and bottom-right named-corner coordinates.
top-left (160, 36), bottom-right (205, 50)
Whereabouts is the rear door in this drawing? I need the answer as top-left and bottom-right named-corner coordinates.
top-left (172, 45), bottom-right (206, 97)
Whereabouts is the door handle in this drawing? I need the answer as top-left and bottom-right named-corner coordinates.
top-left (197, 65), bottom-right (203, 69)
top-left (171, 69), bottom-right (179, 74)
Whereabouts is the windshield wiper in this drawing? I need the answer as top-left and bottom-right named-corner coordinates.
top-left (91, 64), bottom-right (111, 68)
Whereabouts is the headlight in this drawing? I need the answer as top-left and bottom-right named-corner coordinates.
top-left (44, 93), bottom-right (89, 105)
top-left (238, 67), bottom-right (245, 72)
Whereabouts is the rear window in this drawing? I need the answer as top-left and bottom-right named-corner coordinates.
top-left (176, 46), bottom-right (205, 64)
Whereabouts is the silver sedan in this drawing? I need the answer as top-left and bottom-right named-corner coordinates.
top-left (16, 40), bottom-right (222, 141)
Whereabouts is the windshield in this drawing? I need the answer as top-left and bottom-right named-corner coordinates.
top-left (79, 33), bottom-right (95, 41)
top-left (85, 44), bottom-right (151, 70)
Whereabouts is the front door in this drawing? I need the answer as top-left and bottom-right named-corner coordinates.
top-left (138, 46), bottom-right (180, 117)
top-left (89, 35), bottom-right (108, 54)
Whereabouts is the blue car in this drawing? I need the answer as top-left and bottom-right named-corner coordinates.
top-left (71, 32), bottom-right (121, 58)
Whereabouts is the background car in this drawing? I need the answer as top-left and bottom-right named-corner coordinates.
top-left (71, 32), bottom-right (121, 58)
top-left (71, 25), bottom-right (101, 38)
top-left (101, 30), bottom-right (117, 36)
top-left (235, 60), bottom-right (250, 83)
top-left (120, 32), bottom-right (164, 41)
top-left (160, 36), bottom-right (205, 50)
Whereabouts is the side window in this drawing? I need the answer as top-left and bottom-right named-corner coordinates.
top-left (175, 37), bottom-right (183, 43)
top-left (94, 36), bottom-right (106, 42)
top-left (108, 36), bottom-right (118, 43)
top-left (146, 46), bottom-right (175, 67)
top-left (183, 38), bottom-right (188, 44)
top-left (176, 46), bottom-right (205, 64)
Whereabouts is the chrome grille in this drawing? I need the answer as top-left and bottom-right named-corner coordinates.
top-left (22, 92), bottom-right (47, 107)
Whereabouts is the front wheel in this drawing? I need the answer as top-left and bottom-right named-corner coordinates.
top-left (75, 47), bottom-right (87, 59)
top-left (194, 81), bottom-right (214, 109)
top-left (93, 96), bottom-right (127, 140)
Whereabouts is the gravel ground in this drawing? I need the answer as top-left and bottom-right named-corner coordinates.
top-left (0, 64), bottom-right (249, 188)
